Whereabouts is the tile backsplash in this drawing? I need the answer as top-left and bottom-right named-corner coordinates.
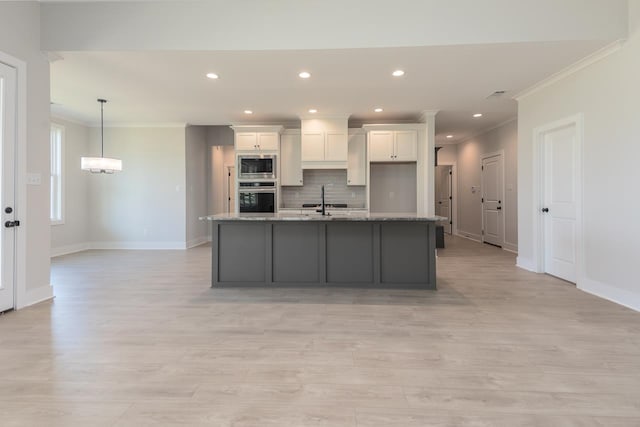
top-left (281, 169), bottom-right (366, 208)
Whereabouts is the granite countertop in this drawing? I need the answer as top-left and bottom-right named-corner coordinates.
top-left (200, 212), bottom-right (445, 222)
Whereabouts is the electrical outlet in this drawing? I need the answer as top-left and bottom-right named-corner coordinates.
top-left (27, 173), bottom-right (41, 185)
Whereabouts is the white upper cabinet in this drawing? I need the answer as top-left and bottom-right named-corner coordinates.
top-left (231, 126), bottom-right (283, 152)
top-left (301, 118), bottom-right (348, 169)
top-left (347, 131), bottom-right (366, 186)
top-left (301, 131), bottom-right (325, 161)
top-left (280, 131), bottom-right (303, 186)
top-left (368, 129), bottom-right (417, 162)
top-left (394, 130), bottom-right (418, 161)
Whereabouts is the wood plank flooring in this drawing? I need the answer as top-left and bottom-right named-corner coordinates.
top-left (1, 236), bottom-right (639, 426)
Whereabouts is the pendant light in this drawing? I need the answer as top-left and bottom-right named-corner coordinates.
top-left (81, 98), bottom-right (122, 173)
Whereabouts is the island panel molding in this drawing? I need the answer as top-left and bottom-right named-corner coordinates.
top-left (206, 213), bottom-right (438, 289)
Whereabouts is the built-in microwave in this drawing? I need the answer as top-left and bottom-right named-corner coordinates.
top-left (238, 155), bottom-right (276, 180)
top-left (238, 182), bottom-right (277, 213)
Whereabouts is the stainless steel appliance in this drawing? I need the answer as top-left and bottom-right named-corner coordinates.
top-left (239, 182), bottom-right (276, 213)
top-left (238, 155), bottom-right (276, 180)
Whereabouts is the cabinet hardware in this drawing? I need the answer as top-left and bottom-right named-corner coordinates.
top-left (542, 207), bottom-right (549, 213)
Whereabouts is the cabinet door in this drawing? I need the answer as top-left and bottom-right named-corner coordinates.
top-left (394, 130), bottom-right (418, 161)
top-left (257, 132), bottom-right (279, 151)
top-left (324, 132), bottom-right (347, 162)
top-left (235, 132), bottom-right (258, 151)
top-left (280, 133), bottom-right (303, 186)
top-left (368, 131), bottom-right (394, 162)
top-left (301, 131), bottom-right (325, 161)
top-left (347, 133), bottom-right (366, 186)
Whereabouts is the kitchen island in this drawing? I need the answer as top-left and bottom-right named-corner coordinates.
top-left (201, 213), bottom-right (439, 289)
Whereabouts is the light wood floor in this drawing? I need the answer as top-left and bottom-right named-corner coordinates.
top-left (1, 236), bottom-right (639, 426)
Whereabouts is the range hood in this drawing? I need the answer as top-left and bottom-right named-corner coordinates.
top-left (300, 117), bottom-right (348, 170)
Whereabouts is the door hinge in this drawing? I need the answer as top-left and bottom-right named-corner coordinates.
top-left (449, 221), bottom-right (452, 225)
top-left (449, 170), bottom-right (452, 175)
top-left (481, 229), bottom-right (484, 235)
top-left (481, 197), bottom-right (484, 203)
top-left (481, 165), bottom-right (484, 171)
top-left (449, 196), bottom-right (452, 200)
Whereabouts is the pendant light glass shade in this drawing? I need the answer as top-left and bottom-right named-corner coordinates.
top-left (81, 98), bottom-right (122, 173)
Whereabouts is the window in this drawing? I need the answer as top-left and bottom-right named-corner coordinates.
top-left (50, 124), bottom-right (64, 224)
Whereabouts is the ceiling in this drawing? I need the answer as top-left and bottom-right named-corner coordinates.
top-left (50, 40), bottom-right (609, 144)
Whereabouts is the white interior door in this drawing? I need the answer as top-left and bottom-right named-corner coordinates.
top-left (0, 61), bottom-right (17, 312)
top-left (542, 124), bottom-right (578, 283)
top-left (435, 166), bottom-right (452, 233)
top-left (482, 154), bottom-right (503, 247)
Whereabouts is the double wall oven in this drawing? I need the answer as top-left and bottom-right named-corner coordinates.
top-left (237, 155), bottom-right (277, 213)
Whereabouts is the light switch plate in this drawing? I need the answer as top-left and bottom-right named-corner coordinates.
top-left (27, 173), bottom-right (41, 185)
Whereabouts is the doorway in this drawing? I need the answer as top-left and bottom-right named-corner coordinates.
top-left (0, 61), bottom-right (17, 312)
top-left (434, 165), bottom-right (452, 233)
top-left (537, 118), bottom-right (581, 283)
top-left (226, 165), bottom-right (235, 213)
top-left (481, 151), bottom-right (504, 247)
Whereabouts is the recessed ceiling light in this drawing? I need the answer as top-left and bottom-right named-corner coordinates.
top-left (473, 113), bottom-right (483, 118)
top-left (446, 135), bottom-right (453, 139)
top-left (374, 108), bottom-right (383, 113)
top-left (298, 71), bottom-right (311, 79)
top-left (206, 72), bottom-right (219, 79)
top-left (244, 110), bottom-right (253, 115)
top-left (308, 109), bottom-right (318, 114)
top-left (392, 70), bottom-right (405, 77)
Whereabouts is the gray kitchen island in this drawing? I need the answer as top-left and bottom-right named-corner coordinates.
top-left (201, 213), bottom-right (439, 289)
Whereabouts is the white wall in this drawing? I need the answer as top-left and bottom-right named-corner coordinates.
top-left (456, 120), bottom-right (518, 251)
top-left (185, 126), bottom-right (208, 247)
top-left (0, 1), bottom-right (52, 306)
top-left (87, 127), bottom-right (187, 248)
top-left (370, 163), bottom-right (417, 213)
top-left (50, 117), bottom-right (90, 255)
top-left (517, 2), bottom-right (640, 310)
top-left (436, 145), bottom-right (457, 165)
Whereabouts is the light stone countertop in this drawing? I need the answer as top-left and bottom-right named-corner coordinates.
top-left (200, 212), bottom-right (445, 222)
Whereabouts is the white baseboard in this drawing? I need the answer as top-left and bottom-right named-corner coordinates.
top-left (186, 236), bottom-right (209, 249)
top-left (51, 243), bottom-right (90, 258)
top-left (455, 230), bottom-right (482, 243)
top-left (89, 241), bottom-right (188, 250)
top-left (502, 242), bottom-right (518, 254)
top-left (17, 284), bottom-right (54, 310)
top-left (579, 277), bottom-right (640, 312)
top-left (516, 256), bottom-right (537, 272)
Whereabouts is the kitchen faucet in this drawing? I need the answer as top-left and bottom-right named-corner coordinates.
top-left (317, 185), bottom-right (328, 216)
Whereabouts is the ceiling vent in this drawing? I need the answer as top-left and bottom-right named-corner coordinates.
top-left (486, 90), bottom-right (507, 99)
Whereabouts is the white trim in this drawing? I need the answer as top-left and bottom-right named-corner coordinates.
top-left (186, 236), bottom-right (209, 249)
top-left (0, 51), bottom-right (28, 311)
top-left (532, 114), bottom-right (584, 279)
top-left (93, 122), bottom-right (187, 129)
top-left (50, 113), bottom-right (90, 127)
top-left (480, 149), bottom-right (506, 247)
top-left (51, 243), bottom-right (90, 258)
top-left (17, 284), bottom-right (54, 310)
top-left (230, 125), bottom-right (284, 133)
top-left (502, 242), bottom-right (518, 254)
top-left (514, 40), bottom-right (624, 101)
top-left (578, 277), bottom-right (640, 313)
top-left (362, 123), bottom-right (424, 132)
top-left (457, 117), bottom-right (517, 145)
top-left (89, 241), bottom-right (188, 250)
top-left (516, 256), bottom-right (536, 272)
top-left (455, 230), bottom-right (482, 243)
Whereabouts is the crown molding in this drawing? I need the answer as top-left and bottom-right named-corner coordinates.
top-left (514, 39), bottom-right (625, 101)
top-left (419, 110), bottom-right (439, 122)
top-left (50, 113), bottom-right (91, 127)
top-left (90, 122), bottom-right (187, 128)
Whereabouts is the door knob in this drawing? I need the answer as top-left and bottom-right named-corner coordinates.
top-left (542, 207), bottom-right (549, 213)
